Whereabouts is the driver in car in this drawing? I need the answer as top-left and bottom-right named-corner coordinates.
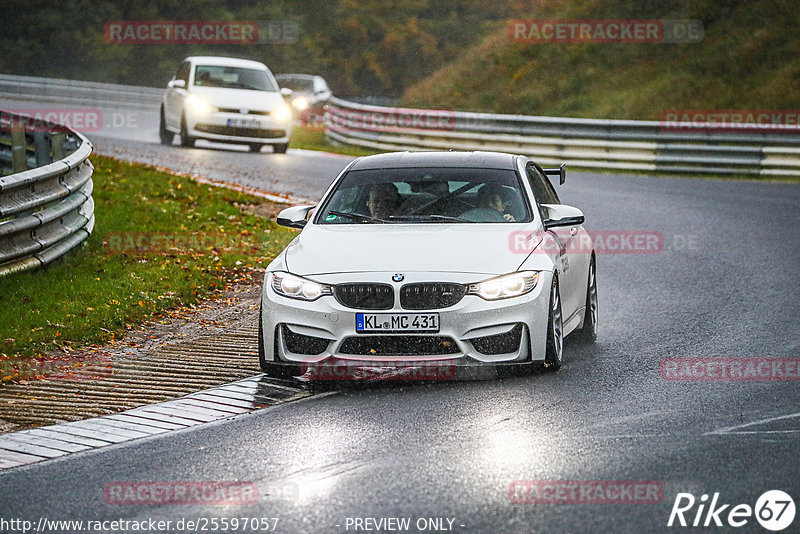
top-left (366, 183), bottom-right (402, 220)
top-left (477, 184), bottom-right (516, 222)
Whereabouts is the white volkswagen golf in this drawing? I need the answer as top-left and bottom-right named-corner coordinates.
top-left (160, 56), bottom-right (293, 153)
top-left (259, 151), bottom-right (598, 380)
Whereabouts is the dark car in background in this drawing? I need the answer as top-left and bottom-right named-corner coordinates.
top-left (275, 74), bottom-right (332, 125)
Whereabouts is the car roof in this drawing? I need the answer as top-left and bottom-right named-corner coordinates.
top-left (185, 56), bottom-right (268, 69)
top-left (349, 151), bottom-right (519, 171)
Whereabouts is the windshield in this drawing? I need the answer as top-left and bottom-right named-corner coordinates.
top-left (316, 167), bottom-right (531, 224)
top-left (193, 65), bottom-right (277, 91)
top-left (276, 76), bottom-right (314, 91)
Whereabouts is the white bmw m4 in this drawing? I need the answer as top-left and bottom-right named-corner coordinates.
top-left (259, 151), bottom-right (598, 380)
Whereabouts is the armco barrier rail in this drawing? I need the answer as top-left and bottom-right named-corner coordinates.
top-left (0, 109), bottom-right (95, 276)
top-left (0, 74), bottom-right (162, 109)
top-left (2, 75), bottom-right (798, 177)
top-left (325, 97), bottom-right (800, 178)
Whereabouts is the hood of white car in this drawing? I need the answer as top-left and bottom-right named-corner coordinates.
top-left (189, 86), bottom-right (284, 112)
top-left (284, 224), bottom-right (538, 276)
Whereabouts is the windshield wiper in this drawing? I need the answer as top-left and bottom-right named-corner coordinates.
top-left (229, 81), bottom-right (264, 91)
top-left (388, 214), bottom-right (466, 223)
top-left (327, 210), bottom-right (389, 224)
top-left (405, 181), bottom-right (481, 216)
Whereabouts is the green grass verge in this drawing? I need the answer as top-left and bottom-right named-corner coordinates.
top-left (402, 1), bottom-right (800, 120)
top-left (289, 125), bottom-right (380, 157)
top-left (0, 155), bottom-right (297, 371)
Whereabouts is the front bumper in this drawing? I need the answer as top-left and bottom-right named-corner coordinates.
top-left (260, 271), bottom-right (552, 376)
top-left (187, 111), bottom-right (291, 143)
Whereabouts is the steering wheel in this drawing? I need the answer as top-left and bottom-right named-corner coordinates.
top-left (458, 208), bottom-right (507, 223)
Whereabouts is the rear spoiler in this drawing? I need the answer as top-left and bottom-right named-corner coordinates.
top-left (543, 163), bottom-right (566, 185)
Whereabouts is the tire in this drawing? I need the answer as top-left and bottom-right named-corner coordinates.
top-left (248, 143), bottom-right (263, 153)
top-left (179, 113), bottom-right (195, 148)
top-left (272, 143), bottom-right (288, 154)
top-left (159, 107), bottom-right (174, 145)
top-left (543, 274), bottom-right (564, 370)
top-left (575, 255), bottom-right (598, 344)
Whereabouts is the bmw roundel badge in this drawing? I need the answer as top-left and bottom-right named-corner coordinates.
top-left (392, 273), bottom-right (405, 282)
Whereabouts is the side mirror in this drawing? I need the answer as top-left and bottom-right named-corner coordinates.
top-left (541, 204), bottom-right (585, 229)
top-left (169, 79), bottom-right (186, 89)
top-left (277, 205), bottom-right (315, 229)
top-left (280, 87), bottom-right (294, 98)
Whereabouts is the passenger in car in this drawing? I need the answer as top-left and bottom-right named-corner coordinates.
top-left (477, 184), bottom-right (516, 222)
top-left (366, 183), bottom-right (402, 219)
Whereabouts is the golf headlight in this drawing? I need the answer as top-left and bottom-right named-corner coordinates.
top-left (271, 272), bottom-right (332, 301)
top-left (272, 105), bottom-right (292, 122)
top-left (185, 94), bottom-right (215, 115)
top-left (467, 271), bottom-right (539, 300)
top-left (292, 96), bottom-right (310, 111)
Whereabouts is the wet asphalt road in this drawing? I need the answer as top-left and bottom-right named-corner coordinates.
top-left (1, 98), bottom-right (800, 533)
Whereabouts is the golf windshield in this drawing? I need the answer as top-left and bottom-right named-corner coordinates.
top-left (194, 66), bottom-right (277, 92)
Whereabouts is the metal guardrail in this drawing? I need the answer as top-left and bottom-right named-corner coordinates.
top-left (325, 97), bottom-right (800, 177)
top-left (0, 110), bottom-right (95, 276)
top-left (2, 75), bottom-right (798, 178)
top-left (0, 74), bottom-right (162, 109)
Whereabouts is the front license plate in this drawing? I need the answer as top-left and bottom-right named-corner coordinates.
top-left (356, 313), bottom-right (439, 333)
top-left (227, 118), bottom-right (262, 128)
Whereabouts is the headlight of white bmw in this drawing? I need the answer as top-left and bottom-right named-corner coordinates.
top-left (272, 105), bottom-right (292, 122)
top-left (466, 271), bottom-right (539, 300)
top-left (185, 94), bottom-right (215, 115)
top-left (271, 272), bottom-right (333, 301)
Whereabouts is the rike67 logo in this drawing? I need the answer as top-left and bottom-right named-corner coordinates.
top-left (668, 490), bottom-right (795, 531)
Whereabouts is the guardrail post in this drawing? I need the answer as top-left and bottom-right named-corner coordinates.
top-left (34, 131), bottom-right (52, 166)
top-left (51, 132), bottom-right (65, 161)
top-left (10, 120), bottom-right (27, 173)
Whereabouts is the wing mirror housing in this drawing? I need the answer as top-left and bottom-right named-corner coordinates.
top-left (280, 87), bottom-right (294, 99)
top-left (168, 79), bottom-right (186, 89)
top-left (541, 203), bottom-right (585, 229)
top-left (277, 205), bottom-right (315, 229)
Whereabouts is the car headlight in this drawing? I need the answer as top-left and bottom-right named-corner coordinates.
top-left (185, 94), bottom-right (215, 115)
top-left (272, 104), bottom-right (292, 122)
top-left (271, 272), bottom-right (332, 301)
top-left (466, 271), bottom-right (539, 300)
top-left (292, 96), bottom-right (310, 111)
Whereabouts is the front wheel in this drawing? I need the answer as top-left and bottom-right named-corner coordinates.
top-left (179, 114), bottom-right (195, 148)
top-left (575, 256), bottom-right (598, 344)
top-left (272, 143), bottom-right (288, 154)
top-left (543, 275), bottom-right (564, 370)
top-left (159, 108), bottom-right (174, 145)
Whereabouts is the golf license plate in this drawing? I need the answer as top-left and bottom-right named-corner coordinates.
top-left (227, 118), bottom-right (262, 128)
top-left (356, 313), bottom-right (439, 333)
